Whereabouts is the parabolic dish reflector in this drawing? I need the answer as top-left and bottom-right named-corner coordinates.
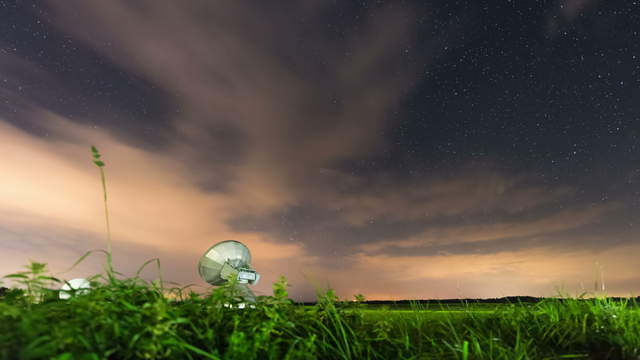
top-left (59, 278), bottom-right (91, 300)
top-left (198, 240), bottom-right (253, 285)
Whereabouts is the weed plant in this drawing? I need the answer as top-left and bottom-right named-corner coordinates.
top-left (1, 146), bottom-right (639, 359)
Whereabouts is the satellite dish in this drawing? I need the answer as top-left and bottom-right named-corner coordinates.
top-left (198, 240), bottom-right (260, 303)
top-left (59, 278), bottom-right (91, 300)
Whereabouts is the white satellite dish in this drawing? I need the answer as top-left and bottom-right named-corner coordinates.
top-left (198, 240), bottom-right (260, 303)
top-left (59, 278), bottom-right (91, 300)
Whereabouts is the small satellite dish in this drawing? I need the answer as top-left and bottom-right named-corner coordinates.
top-left (198, 240), bottom-right (260, 303)
top-left (59, 278), bottom-right (91, 300)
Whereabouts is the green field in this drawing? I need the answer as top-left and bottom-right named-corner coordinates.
top-left (1, 266), bottom-right (640, 360)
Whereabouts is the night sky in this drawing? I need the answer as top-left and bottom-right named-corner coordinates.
top-left (1, 0), bottom-right (639, 301)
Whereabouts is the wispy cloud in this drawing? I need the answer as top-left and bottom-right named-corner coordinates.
top-left (3, 0), bottom-right (433, 297)
top-left (0, 113), bottom-right (314, 294)
top-left (545, 0), bottom-right (603, 34)
top-left (360, 201), bottom-right (620, 253)
top-left (340, 242), bottom-right (640, 299)
top-left (315, 165), bottom-right (576, 227)
top-left (44, 1), bottom-right (429, 220)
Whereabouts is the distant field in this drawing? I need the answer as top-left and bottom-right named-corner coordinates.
top-left (358, 301), bottom-right (640, 321)
top-left (358, 307), bottom-right (501, 321)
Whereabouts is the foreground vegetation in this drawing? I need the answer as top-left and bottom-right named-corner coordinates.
top-left (1, 268), bottom-right (640, 360)
top-left (2, 146), bottom-right (639, 359)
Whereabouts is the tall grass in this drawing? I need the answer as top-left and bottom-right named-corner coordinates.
top-left (1, 146), bottom-right (639, 359)
top-left (90, 145), bottom-right (115, 281)
top-left (2, 277), bottom-right (639, 359)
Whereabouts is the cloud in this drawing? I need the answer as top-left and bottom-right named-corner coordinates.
top-left (545, 0), bottom-right (603, 34)
top-left (338, 243), bottom-right (640, 299)
top-left (558, 0), bottom-right (601, 22)
top-left (0, 55), bottom-right (56, 118)
top-left (0, 113), bottom-right (316, 297)
top-left (360, 201), bottom-right (621, 253)
top-left (43, 1), bottom-right (430, 218)
top-left (313, 165), bottom-right (576, 227)
top-left (3, 1), bottom-right (444, 299)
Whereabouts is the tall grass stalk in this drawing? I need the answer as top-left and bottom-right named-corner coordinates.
top-left (91, 145), bottom-right (114, 281)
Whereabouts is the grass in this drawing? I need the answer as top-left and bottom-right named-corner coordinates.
top-left (1, 278), bottom-right (639, 359)
top-left (1, 145), bottom-right (639, 359)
